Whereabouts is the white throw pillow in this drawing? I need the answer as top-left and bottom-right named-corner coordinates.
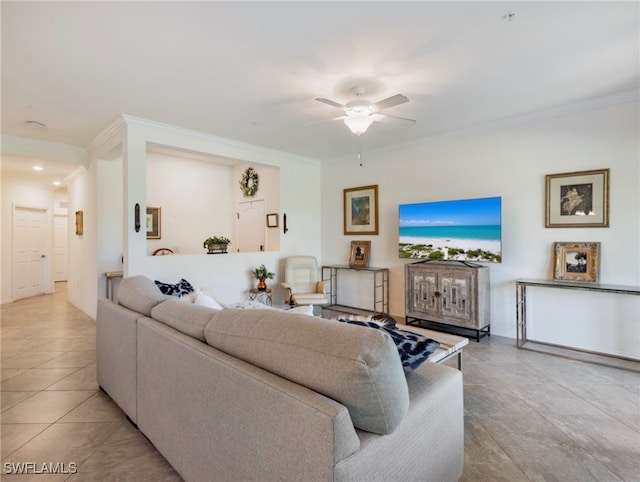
top-left (287, 304), bottom-right (314, 316)
top-left (180, 292), bottom-right (196, 303)
top-left (193, 290), bottom-right (223, 310)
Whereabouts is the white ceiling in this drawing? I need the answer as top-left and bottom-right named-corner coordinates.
top-left (1, 1), bottom-right (638, 183)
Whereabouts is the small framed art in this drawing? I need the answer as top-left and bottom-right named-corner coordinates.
top-left (349, 240), bottom-right (371, 268)
top-left (266, 213), bottom-right (279, 228)
top-left (75, 210), bottom-right (83, 236)
top-left (344, 184), bottom-right (378, 235)
top-left (146, 207), bottom-right (161, 239)
top-left (553, 241), bottom-right (600, 283)
top-left (545, 169), bottom-right (609, 228)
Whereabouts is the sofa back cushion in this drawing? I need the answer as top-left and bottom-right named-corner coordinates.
top-left (151, 299), bottom-right (219, 342)
top-left (117, 275), bottom-right (172, 317)
top-left (204, 309), bottom-right (409, 435)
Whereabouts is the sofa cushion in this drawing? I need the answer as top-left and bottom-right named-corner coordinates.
top-left (151, 299), bottom-right (219, 342)
top-left (117, 275), bottom-right (172, 317)
top-left (204, 308), bottom-right (409, 435)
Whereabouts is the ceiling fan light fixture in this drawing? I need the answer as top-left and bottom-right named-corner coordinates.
top-left (344, 114), bottom-right (373, 136)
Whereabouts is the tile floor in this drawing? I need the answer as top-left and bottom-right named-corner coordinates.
top-left (2, 283), bottom-right (639, 481)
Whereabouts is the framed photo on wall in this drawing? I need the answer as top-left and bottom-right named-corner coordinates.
top-left (349, 240), bottom-right (371, 268)
top-left (266, 213), bottom-right (279, 228)
top-left (553, 241), bottom-right (600, 283)
top-left (344, 184), bottom-right (379, 235)
top-left (75, 210), bottom-right (83, 236)
top-left (545, 169), bottom-right (609, 228)
top-left (146, 207), bottom-right (161, 239)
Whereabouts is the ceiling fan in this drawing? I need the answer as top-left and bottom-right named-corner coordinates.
top-left (315, 86), bottom-right (416, 136)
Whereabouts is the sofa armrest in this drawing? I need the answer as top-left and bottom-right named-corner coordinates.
top-left (335, 362), bottom-right (464, 482)
top-left (96, 299), bottom-right (140, 423)
top-left (281, 282), bottom-right (293, 303)
top-left (317, 281), bottom-right (329, 294)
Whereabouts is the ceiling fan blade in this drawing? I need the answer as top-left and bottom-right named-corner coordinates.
top-left (374, 113), bottom-right (416, 125)
top-left (372, 94), bottom-right (409, 112)
top-left (304, 115), bottom-right (346, 127)
top-left (315, 97), bottom-right (345, 109)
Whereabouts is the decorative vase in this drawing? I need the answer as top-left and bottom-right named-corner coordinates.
top-left (257, 278), bottom-right (267, 291)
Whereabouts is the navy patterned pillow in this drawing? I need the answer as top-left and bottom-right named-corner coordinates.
top-left (338, 319), bottom-right (440, 373)
top-left (155, 278), bottom-right (195, 297)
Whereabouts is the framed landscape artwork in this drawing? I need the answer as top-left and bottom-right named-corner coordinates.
top-left (545, 168), bottom-right (609, 228)
top-left (146, 207), bottom-right (161, 239)
top-left (344, 184), bottom-right (379, 235)
top-left (553, 241), bottom-right (600, 283)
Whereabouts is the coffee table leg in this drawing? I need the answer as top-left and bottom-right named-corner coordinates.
top-left (457, 351), bottom-right (463, 371)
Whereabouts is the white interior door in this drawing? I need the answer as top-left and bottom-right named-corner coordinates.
top-left (53, 215), bottom-right (68, 282)
top-left (13, 206), bottom-right (48, 300)
top-left (236, 199), bottom-right (266, 252)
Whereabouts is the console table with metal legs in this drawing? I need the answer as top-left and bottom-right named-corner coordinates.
top-left (516, 278), bottom-right (640, 371)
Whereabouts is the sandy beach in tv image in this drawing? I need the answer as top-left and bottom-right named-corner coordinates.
top-left (399, 197), bottom-right (502, 263)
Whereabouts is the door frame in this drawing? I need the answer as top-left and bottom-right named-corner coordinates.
top-left (12, 203), bottom-right (54, 301)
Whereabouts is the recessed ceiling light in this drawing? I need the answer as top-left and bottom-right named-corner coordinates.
top-left (53, 180), bottom-right (61, 186)
top-left (32, 165), bottom-right (44, 171)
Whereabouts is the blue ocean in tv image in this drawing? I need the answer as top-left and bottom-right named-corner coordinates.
top-left (399, 225), bottom-right (501, 241)
top-left (398, 197), bottom-right (502, 262)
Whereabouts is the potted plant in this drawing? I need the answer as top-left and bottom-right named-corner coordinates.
top-left (252, 264), bottom-right (275, 291)
top-left (203, 236), bottom-right (231, 254)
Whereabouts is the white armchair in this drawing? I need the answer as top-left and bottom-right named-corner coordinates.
top-left (281, 256), bottom-right (329, 307)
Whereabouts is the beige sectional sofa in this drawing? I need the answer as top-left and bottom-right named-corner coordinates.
top-left (97, 275), bottom-right (464, 481)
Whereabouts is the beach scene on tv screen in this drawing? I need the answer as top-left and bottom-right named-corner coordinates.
top-left (399, 196), bottom-right (502, 263)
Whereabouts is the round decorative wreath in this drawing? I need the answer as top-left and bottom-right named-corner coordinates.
top-left (239, 167), bottom-right (259, 197)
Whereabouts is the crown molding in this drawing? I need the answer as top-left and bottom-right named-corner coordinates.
top-left (328, 90), bottom-right (640, 163)
top-left (85, 115), bottom-right (127, 157)
top-left (0, 134), bottom-right (88, 165)
top-left (120, 114), bottom-right (320, 165)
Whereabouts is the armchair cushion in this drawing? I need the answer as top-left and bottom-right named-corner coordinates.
top-left (283, 256), bottom-right (328, 306)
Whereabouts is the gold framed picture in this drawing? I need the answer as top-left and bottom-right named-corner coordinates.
top-left (146, 207), bottom-right (161, 239)
top-left (75, 210), bottom-right (83, 236)
top-left (553, 241), bottom-right (600, 283)
top-left (349, 240), bottom-right (371, 268)
top-left (344, 184), bottom-right (378, 235)
top-left (545, 169), bottom-right (609, 228)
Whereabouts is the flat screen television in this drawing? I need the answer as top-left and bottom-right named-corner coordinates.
top-left (398, 196), bottom-right (502, 263)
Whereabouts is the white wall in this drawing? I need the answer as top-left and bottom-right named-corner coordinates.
top-left (66, 165), bottom-right (97, 317)
top-left (73, 116), bottom-right (322, 318)
top-left (146, 153), bottom-right (235, 255)
top-left (1, 175), bottom-right (56, 303)
top-left (321, 100), bottom-right (640, 349)
top-left (144, 154), bottom-right (280, 255)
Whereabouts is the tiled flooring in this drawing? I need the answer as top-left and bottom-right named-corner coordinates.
top-left (2, 283), bottom-right (639, 481)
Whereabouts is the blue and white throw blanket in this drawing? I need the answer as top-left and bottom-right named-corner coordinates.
top-left (338, 319), bottom-right (440, 373)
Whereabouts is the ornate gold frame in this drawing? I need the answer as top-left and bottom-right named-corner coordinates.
top-left (349, 240), bottom-right (371, 268)
top-left (553, 241), bottom-right (600, 283)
